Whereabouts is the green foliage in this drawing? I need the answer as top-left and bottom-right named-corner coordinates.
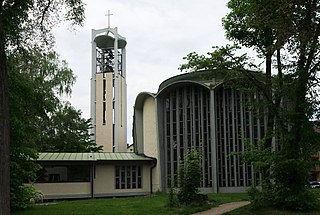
top-left (7, 48), bottom-right (99, 210)
top-left (247, 186), bottom-right (273, 210)
top-left (177, 149), bottom-right (202, 205)
top-left (271, 159), bottom-right (318, 211)
top-left (242, 138), bottom-right (320, 211)
top-left (8, 55), bottom-right (46, 211)
top-left (180, 0), bottom-right (320, 211)
top-left (178, 45), bottom-right (268, 101)
top-left (1, 0), bottom-right (86, 213)
top-left (167, 186), bottom-right (179, 208)
top-left (10, 185), bottom-right (39, 211)
top-left (222, 0), bottom-right (293, 55)
top-left (11, 49), bottom-right (76, 97)
top-left (1, 0), bottom-right (85, 49)
top-left (247, 185), bottom-right (319, 212)
top-left (40, 103), bottom-right (102, 152)
top-left (179, 44), bottom-right (258, 73)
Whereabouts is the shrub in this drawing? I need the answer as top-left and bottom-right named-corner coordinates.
top-left (177, 149), bottom-right (202, 205)
top-left (167, 186), bottom-right (179, 207)
top-left (271, 158), bottom-right (319, 211)
top-left (247, 186), bottom-right (272, 209)
top-left (11, 185), bottom-right (39, 211)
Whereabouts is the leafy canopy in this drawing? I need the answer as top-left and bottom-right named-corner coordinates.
top-left (179, 0), bottom-right (320, 211)
top-left (0, 0), bottom-right (87, 211)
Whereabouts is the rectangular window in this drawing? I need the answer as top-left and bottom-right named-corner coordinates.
top-left (115, 165), bottom-right (142, 189)
top-left (36, 165), bottom-right (90, 183)
top-left (121, 166), bottom-right (126, 189)
top-left (115, 166), bottom-right (120, 189)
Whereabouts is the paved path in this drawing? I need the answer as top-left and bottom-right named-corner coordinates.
top-left (193, 201), bottom-right (250, 215)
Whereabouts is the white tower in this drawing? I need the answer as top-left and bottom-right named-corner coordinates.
top-left (91, 25), bottom-right (127, 152)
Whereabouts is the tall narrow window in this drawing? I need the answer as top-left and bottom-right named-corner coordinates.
top-left (215, 88), bottom-right (264, 187)
top-left (103, 79), bottom-right (107, 125)
top-left (112, 124), bottom-right (115, 152)
top-left (164, 85), bottom-right (212, 188)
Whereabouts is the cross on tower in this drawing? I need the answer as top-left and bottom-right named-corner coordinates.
top-left (105, 10), bottom-right (113, 28)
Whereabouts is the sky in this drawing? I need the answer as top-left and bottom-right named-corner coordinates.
top-left (53, 0), bottom-right (230, 144)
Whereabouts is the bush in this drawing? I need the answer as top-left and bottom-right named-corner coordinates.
top-left (178, 149), bottom-right (202, 205)
top-left (272, 186), bottom-right (318, 211)
top-left (271, 159), bottom-right (319, 211)
top-left (247, 186), bottom-right (272, 209)
top-left (167, 186), bottom-right (179, 207)
top-left (10, 185), bottom-right (39, 211)
top-left (248, 183), bottom-right (319, 211)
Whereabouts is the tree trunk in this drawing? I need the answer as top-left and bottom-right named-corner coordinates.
top-left (0, 22), bottom-right (10, 214)
top-left (261, 52), bottom-right (274, 188)
top-left (291, 57), bottom-right (308, 158)
top-left (265, 53), bottom-right (274, 149)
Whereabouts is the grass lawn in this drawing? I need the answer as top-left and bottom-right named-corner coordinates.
top-left (12, 193), bottom-right (248, 215)
top-left (208, 193), bottom-right (249, 204)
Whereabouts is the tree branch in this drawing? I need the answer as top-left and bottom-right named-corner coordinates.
top-left (40, 0), bottom-right (52, 33)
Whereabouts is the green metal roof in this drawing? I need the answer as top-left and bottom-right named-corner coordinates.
top-left (37, 152), bottom-right (153, 162)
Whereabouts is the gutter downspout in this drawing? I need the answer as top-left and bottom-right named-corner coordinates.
top-left (91, 162), bottom-right (95, 198)
top-left (150, 158), bottom-right (157, 194)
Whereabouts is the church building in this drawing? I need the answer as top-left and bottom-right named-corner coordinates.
top-left (33, 24), bottom-right (264, 199)
top-left (133, 70), bottom-right (265, 193)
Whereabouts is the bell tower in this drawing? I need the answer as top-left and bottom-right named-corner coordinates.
top-left (90, 22), bottom-right (127, 152)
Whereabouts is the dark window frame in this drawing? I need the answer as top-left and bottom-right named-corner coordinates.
top-left (36, 165), bottom-right (91, 183)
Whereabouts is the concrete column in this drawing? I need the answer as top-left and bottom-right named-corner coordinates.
top-left (91, 30), bottom-right (97, 142)
top-left (210, 89), bottom-right (218, 193)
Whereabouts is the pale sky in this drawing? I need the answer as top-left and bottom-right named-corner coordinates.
top-left (53, 0), bottom-right (230, 144)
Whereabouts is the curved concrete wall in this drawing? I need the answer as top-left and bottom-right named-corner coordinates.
top-left (142, 97), bottom-right (160, 191)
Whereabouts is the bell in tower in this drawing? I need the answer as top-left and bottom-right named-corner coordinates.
top-left (90, 21), bottom-right (127, 152)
